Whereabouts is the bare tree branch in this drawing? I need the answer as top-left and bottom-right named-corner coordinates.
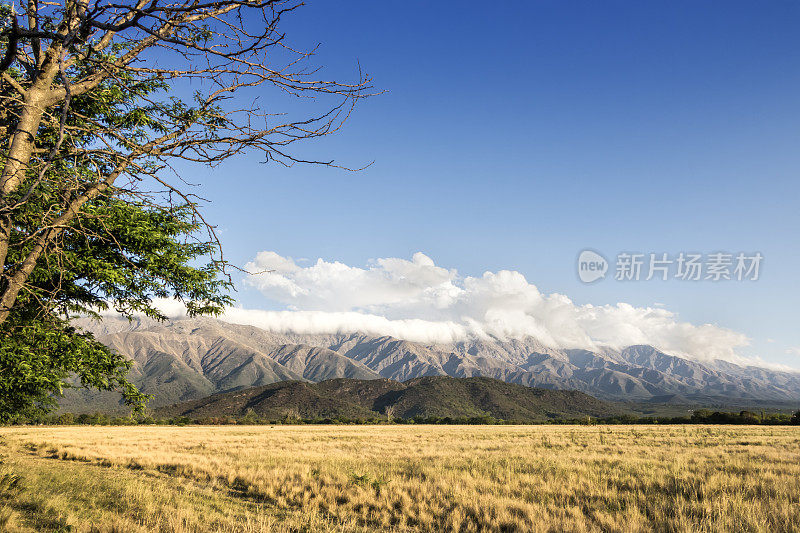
top-left (0, 0), bottom-right (377, 325)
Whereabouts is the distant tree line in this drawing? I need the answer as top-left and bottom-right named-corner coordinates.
top-left (6, 409), bottom-right (800, 426)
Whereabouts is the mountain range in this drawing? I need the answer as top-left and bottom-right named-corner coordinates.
top-left (61, 316), bottom-right (800, 412)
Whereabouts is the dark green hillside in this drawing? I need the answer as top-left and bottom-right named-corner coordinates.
top-left (157, 376), bottom-right (620, 421)
top-left (314, 378), bottom-right (407, 409)
top-left (158, 381), bottom-right (376, 420)
top-left (386, 377), bottom-right (617, 419)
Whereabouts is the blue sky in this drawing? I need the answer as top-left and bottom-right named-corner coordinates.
top-left (172, 2), bottom-right (800, 366)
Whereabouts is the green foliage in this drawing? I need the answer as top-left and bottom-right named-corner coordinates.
top-left (0, 44), bottom-right (232, 423)
top-left (0, 195), bottom-right (231, 422)
top-left (0, 313), bottom-right (147, 422)
top-left (11, 197), bottom-right (232, 319)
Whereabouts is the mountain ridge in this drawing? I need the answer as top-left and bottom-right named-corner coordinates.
top-left (60, 316), bottom-right (800, 412)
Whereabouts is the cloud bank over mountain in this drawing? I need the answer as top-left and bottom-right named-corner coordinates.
top-left (227, 251), bottom-right (749, 362)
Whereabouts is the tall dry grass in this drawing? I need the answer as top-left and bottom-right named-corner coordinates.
top-left (0, 425), bottom-right (798, 532)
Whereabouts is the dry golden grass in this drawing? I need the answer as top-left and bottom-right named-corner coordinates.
top-left (0, 425), bottom-right (798, 532)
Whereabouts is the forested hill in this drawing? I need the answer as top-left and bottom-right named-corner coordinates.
top-left (156, 376), bottom-right (621, 422)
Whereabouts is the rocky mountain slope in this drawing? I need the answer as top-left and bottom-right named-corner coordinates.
top-left (62, 316), bottom-right (800, 412)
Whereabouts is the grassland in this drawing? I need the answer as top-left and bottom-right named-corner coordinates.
top-left (0, 425), bottom-right (798, 532)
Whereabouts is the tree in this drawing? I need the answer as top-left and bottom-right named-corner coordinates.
top-left (0, 0), bottom-right (372, 421)
top-left (792, 411), bottom-right (800, 426)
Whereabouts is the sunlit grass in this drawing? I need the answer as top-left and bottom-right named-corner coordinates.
top-left (1, 425), bottom-right (798, 532)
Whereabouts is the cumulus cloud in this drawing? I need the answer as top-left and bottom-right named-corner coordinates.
top-left (235, 251), bottom-right (750, 362)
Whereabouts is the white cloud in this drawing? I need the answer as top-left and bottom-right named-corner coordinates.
top-left (244, 251), bottom-right (461, 315)
top-left (786, 347), bottom-right (800, 356)
top-left (221, 308), bottom-right (471, 344)
top-left (237, 251), bottom-right (751, 362)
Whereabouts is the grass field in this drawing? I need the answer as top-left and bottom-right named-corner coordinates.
top-left (0, 425), bottom-right (798, 532)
